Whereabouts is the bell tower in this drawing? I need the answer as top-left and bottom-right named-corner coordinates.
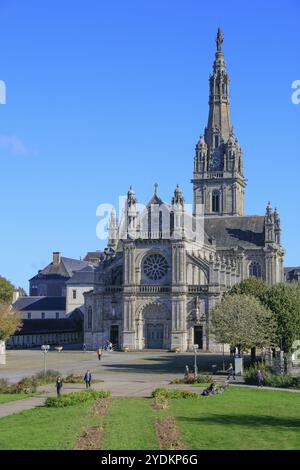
top-left (192, 28), bottom-right (246, 217)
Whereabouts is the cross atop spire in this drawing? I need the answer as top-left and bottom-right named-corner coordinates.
top-left (216, 27), bottom-right (224, 52)
top-left (154, 182), bottom-right (158, 195)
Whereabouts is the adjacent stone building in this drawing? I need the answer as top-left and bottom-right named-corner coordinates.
top-left (81, 30), bottom-right (283, 351)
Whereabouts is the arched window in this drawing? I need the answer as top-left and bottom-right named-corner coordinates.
top-left (87, 306), bottom-right (92, 330)
top-left (212, 191), bottom-right (220, 213)
top-left (249, 261), bottom-right (262, 278)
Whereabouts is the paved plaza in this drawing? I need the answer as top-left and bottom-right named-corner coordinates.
top-left (1, 349), bottom-right (226, 383)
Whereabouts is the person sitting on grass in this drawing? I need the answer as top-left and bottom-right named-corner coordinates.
top-left (202, 382), bottom-right (217, 396)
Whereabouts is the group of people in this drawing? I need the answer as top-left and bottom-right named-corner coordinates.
top-left (201, 382), bottom-right (227, 396)
top-left (82, 341), bottom-right (114, 353)
top-left (55, 370), bottom-right (93, 396)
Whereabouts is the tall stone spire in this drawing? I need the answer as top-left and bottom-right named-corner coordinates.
top-left (205, 27), bottom-right (231, 149)
top-left (192, 29), bottom-right (246, 217)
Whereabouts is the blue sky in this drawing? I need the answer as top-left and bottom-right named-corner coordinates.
top-left (0, 0), bottom-right (299, 290)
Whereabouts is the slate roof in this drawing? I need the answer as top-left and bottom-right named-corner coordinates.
top-left (84, 251), bottom-right (103, 263)
top-left (13, 296), bottom-right (66, 311)
top-left (284, 267), bottom-right (300, 282)
top-left (204, 216), bottom-right (265, 249)
top-left (29, 257), bottom-right (89, 281)
top-left (14, 318), bottom-right (79, 335)
top-left (66, 265), bottom-right (95, 285)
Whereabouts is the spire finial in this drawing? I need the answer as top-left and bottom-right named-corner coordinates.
top-left (216, 27), bottom-right (224, 52)
top-left (154, 182), bottom-right (158, 195)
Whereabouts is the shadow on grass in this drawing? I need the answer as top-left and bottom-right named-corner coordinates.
top-left (176, 414), bottom-right (300, 429)
top-left (101, 354), bottom-right (236, 374)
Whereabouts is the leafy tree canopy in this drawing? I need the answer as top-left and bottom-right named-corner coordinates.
top-left (260, 283), bottom-right (300, 352)
top-left (210, 293), bottom-right (277, 353)
top-left (0, 276), bottom-right (15, 304)
top-left (0, 303), bottom-right (22, 341)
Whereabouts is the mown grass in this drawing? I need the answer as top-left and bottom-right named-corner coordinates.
top-left (166, 387), bottom-right (300, 450)
top-left (0, 387), bottom-right (299, 450)
top-left (101, 398), bottom-right (159, 450)
top-left (0, 393), bottom-right (36, 404)
top-left (0, 401), bottom-right (100, 449)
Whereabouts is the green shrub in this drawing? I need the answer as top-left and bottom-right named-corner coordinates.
top-left (152, 388), bottom-right (199, 399)
top-left (45, 389), bottom-right (111, 408)
top-left (244, 363), bottom-right (300, 388)
top-left (0, 379), bottom-right (11, 393)
top-left (184, 373), bottom-right (196, 384)
top-left (63, 374), bottom-right (84, 384)
top-left (14, 377), bottom-right (38, 394)
top-left (153, 395), bottom-right (169, 410)
top-left (170, 378), bottom-right (184, 384)
top-left (171, 374), bottom-right (210, 385)
top-left (33, 370), bottom-right (61, 384)
top-left (196, 374), bottom-right (211, 384)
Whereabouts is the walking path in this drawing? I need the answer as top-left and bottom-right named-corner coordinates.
top-left (1, 374), bottom-right (300, 419)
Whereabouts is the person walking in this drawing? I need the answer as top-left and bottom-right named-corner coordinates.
top-left (83, 343), bottom-right (87, 352)
top-left (256, 369), bottom-right (264, 387)
top-left (84, 370), bottom-right (92, 389)
top-left (97, 348), bottom-right (102, 361)
top-left (56, 376), bottom-right (63, 397)
top-left (227, 363), bottom-right (235, 381)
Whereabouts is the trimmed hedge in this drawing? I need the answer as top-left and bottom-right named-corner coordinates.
top-left (152, 388), bottom-right (200, 399)
top-left (45, 389), bottom-right (111, 407)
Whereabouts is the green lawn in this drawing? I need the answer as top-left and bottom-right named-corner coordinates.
top-left (0, 401), bottom-right (98, 450)
top-left (0, 387), bottom-right (299, 450)
top-left (0, 394), bottom-right (35, 404)
top-left (101, 398), bottom-right (159, 450)
top-left (165, 387), bottom-right (300, 450)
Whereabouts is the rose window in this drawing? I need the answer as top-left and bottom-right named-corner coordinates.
top-left (143, 254), bottom-right (168, 281)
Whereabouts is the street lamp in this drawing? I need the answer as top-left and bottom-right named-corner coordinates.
top-left (193, 344), bottom-right (199, 378)
top-left (41, 345), bottom-right (50, 376)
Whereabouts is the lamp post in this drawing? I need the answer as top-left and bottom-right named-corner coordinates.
top-left (41, 345), bottom-right (50, 376)
top-left (193, 344), bottom-right (199, 378)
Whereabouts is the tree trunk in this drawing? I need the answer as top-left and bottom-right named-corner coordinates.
top-left (251, 347), bottom-right (256, 362)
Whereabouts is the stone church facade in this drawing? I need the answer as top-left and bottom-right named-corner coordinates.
top-left (84, 29), bottom-right (284, 352)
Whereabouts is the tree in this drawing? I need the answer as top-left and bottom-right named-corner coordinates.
top-left (228, 278), bottom-right (270, 360)
top-left (210, 294), bottom-right (277, 354)
top-left (0, 276), bottom-right (16, 304)
top-left (0, 303), bottom-right (22, 341)
top-left (260, 283), bottom-right (300, 353)
top-left (228, 277), bottom-right (269, 299)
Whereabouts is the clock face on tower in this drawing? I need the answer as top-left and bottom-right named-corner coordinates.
top-left (210, 151), bottom-right (221, 170)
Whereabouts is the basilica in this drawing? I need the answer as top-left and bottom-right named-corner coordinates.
top-left (83, 29), bottom-right (284, 352)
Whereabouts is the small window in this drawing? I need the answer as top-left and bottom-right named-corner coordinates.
top-left (214, 135), bottom-right (219, 148)
top-left (87, 306), bottom-right (92, 330)
top-left (249, 262), bottom-right (262, 278)
top-left (72, 289), bottom-right (77, 299)
top-left (27, 312), bottom-right (31, 320)
top-left (41, 312), bottom-right (45, 319)
top-left (56, 312), bottom-right (59, 319)
top-left (212, 191), bottom-right (220, 213)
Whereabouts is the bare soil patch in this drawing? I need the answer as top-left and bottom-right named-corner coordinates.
top-left (76, 425), bottom-right (104, 450)
top-left (156, 416), bottom-right (186, 450)
top-left (75, 397), bottom-right (111, 450)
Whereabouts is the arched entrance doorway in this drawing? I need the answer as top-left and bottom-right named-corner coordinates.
top-left (139, 303), bottom-right (171, 350)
